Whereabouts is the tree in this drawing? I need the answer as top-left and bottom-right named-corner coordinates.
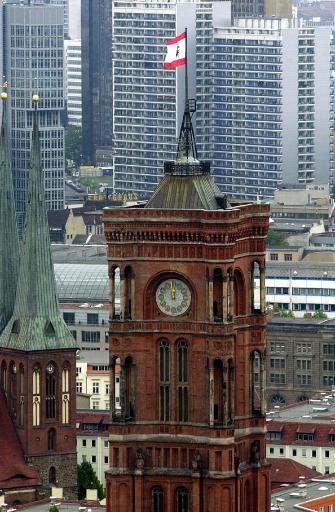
top-left (312, 309), bottom-right (327, 320)
top-left (272, 303), bottom-right (294, 318)
top-left (266, 229), bottom-right (288, 247)
top-left (77, 461), bottom-right (105, 500)
top-left (65, 125), bottom-right (82, 167)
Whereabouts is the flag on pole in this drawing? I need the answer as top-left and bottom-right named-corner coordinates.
top-left (164, 31), bottom-right (186, 69)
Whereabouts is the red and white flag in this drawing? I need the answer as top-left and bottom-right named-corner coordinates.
top-left (164, 31), bottom-right (186, 69)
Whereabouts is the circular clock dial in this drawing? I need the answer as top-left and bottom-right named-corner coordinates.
top-left (156, 278), bottom-right (191, 316)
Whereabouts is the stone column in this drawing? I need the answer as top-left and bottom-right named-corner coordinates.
top-left (134, 470), bottom-right (144, 512)
top-left (192, 473), bottom-right (201, 512)
top-left (260, 265), bottom-right (266, 314)
top-left (131, 275), bottom-right (135, 319)
top-left (223, 365), bottom-right (228, 425)
top-left (223, 276), bottom-right (228, 322)
top-left (120, 273), bottom-right (126, 320)
top-left (260, 354), bottom-right (266, 415)
top-left (108, 270), bottom-right (115, 319)
top-left (110, 363), bottom-right (115, 418)
top-left (209, 365), bottom-right (214, 426)
top-left (229, 365), bottom-right (235, 423)
top-left (229, 273), bottom-right (234, 320)
top-left (119, 363), bottom-right (126, 419)
top-left (208, 278), bottom-right (214, 322)
top-left (250, 266), bottom-right (254, 313)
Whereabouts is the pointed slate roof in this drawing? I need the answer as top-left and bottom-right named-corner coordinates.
top-left (0, 93), bottom-right (19, 333)
top-left (0, 99), bottom-right (78, 351)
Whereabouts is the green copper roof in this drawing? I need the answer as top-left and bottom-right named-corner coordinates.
top-left (0, 104), bottom-right (77, 351)
top-left (0, 98), bottom-right (19, 333)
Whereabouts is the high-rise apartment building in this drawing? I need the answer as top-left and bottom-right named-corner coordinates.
top-left (45, 0), bottom-right (69, 38)
top-left (197, 18), bottom-right (333, 200)
top-left (232, 0), bottom-right (292, 19)
top-left (64, 40), bottom-right (82, 126)
top-left (112, 0), bottom-right (230, 196)
top-left (2, 1), bottom-right (65, 232)
top-left (81, 0), bottom-right (113, 164)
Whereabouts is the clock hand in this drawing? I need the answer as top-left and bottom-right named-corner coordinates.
top-left (171, 281), bottom-right (176, 300)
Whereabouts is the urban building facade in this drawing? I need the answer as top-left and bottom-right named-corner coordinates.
top-left (64, 40), bottom-right (82, 126)
top-left (231, 0), bottom-right (292, 19)
top-left (2, 1), bottom-right (65, 232)
top-left (81, 0), bottom-right (113, 164)
top-left (266, 398), bottom-right (335, 475)
top-left (197, 18), bottom-right (333, 200)
top-left (103, 105), bottom-right (271, 509)
top-left (112, 0), bottom-right (230, 196)
top-left (267, 317), bottom-right (335, 405)
top-left (77, 412), bottom-right (110, 489)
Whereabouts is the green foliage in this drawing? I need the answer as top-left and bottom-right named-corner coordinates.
top-left (266, 229), bottom-right (288, 247)
top-left (312, 309), bottom-right (327, 319)
top-left (77, 461), bottom-right (105, 501)
top-left (65, 125), bottom-right (82, 167)
top-left (272, 303), bottom-right (294, 318)
top-left (50, 505), bottom-right (59, 512)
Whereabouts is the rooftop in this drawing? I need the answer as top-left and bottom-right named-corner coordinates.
top-left (272, 477), bottom-right (335, 511)
top-left (266, 392), bottom-right (335, 424)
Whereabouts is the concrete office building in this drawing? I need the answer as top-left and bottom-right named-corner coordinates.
top-left (64, 39), bottom-right (82, 126)
top-left (81, 0), bottom-right (113, 164)
top-left (2, 1), bottom-right (65, 232)
top-left (197, 18), bottom-right (333, 200)
top-left (232, 0), bottom-right (292, 19)
top-left (112, 0), bottom-right (230, 196)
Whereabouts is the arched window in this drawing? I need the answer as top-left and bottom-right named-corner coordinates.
top-left (227, 359), bottom-right (234, 424)
top-left (152, 486), bottom-right (164, 512)
top-left (49, 466), bottom-right (56, 484)
top-left (109, 266), bottom-right (120, 319)
top-left (32, 365), bottom-right (41, 426)
top-left (214, 359), bottom-right (224, 424)
top-left (250, 351), bottom-right (262, 415)
top-left (234, 269), bottom-right (246, 316)
top-left (48, 428), bottom-right (56, 451)
top-left (213, 269), bottom-right (223, 321)
top-left (124, 266), bottom-right (134, 319)
top-left (62, 365), bottom-right (70, 424)
top-left (8, 361), bottom-right (17, 418)
top-left (46, 363), bottom-right (56, 419)
top-left (125, 356), bottom-right (134, 419)
top-left (250, 261), bottom-right (261, 313)
top-left (176, 487), bottom-right (189, 512)
top-left (110, 356), bottom-right (121, 418)
top-left (159, 340), bottom-right (170, 422)
top-left (1, 360), bottom-right (7, 394)
top-left (177, 340), bottom-right (188, 422)
top-left (19, 364), bottom-right (24, 427)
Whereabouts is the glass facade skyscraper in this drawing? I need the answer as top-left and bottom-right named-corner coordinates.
top-left (2, 2), bottom-right (65, 232)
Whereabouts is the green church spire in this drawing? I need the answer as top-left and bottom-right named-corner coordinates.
top-left (0, 96), bottom-right (77, 351)
top-left (0, 89), bottom-right (19, 334)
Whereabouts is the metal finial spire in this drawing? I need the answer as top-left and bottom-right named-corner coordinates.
top-left (0, 85), bottom-right (20, 334)
top-left (0, 93), bottom-right (77, 351)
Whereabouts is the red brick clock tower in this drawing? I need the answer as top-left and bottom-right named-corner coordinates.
top-left (104, 103), bottom-right (271, 511)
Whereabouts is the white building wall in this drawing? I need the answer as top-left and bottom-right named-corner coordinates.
top-left (77, 434), bottom-right (109, 487)
top-left (267, 443), bottom-right (335, 475)
top-left (64, 39), bottom-right (82, 127)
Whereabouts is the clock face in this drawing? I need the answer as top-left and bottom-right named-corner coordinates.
top-left (156, 278), bottom-right (191, 316)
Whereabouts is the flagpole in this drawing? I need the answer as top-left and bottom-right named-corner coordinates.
top-left (185, 27), bottom-right (188, 111)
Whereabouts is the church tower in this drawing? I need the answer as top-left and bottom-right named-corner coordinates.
top-left (104, 100), bottom-right (271, 511)
top-left (0, 95), bottom-right (78, 499)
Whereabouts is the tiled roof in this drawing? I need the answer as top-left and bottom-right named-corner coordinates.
top-left (269, 458), bottom-right (321, 487)
top-left (268, 420), bottom-right (335, 447)
top-left (0, 388), bottom-right (40, 489)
